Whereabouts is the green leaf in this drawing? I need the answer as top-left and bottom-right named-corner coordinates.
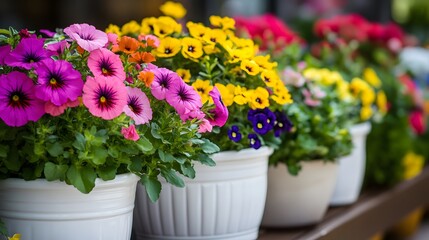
top-left (73, 132), bottom-right (86, 151)
top-left (150, 123), bottom-right (162, 139)
top-left (180, 162), bottom-right (195, 179)
top-left (0, 218), bottom-right (8, 238)
top-left (161, 168), bottom-right (185, 187)
top-left (47, 142), bottom-right (64, 157)
top-left (66, 165), bottom-right (97, 193)
top-left (44, 162), bottom-right (68, 181)
top-left (97, 165), bottom-right (117, 181)
top-left (198, 153), bottom-right (216, 167)
top-left (141, 175), bottom-right (162, 202)
top-left (22, 162), bottom-right (44, 180)
top-left (128, 157), bottom-right (143, 172)
top-left (0, 144), bottom-right (9, 158)
top-left (201, 139), bottom-right (220, 154)
top-left (4, 146), bottom-right (23, 171)
top-left (189, 138), bottom-right (205, 145)
top-left (90, 147), bottom-right (108, 165)
top-left (158, 150), bottom-right (176, 163)
top-left (135, 136), bottom-right (153, 153)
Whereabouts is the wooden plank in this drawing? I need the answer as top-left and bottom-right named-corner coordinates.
top-left (259, 167), bottom-right (429, 240)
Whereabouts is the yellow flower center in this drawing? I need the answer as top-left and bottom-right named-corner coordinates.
top-left (232, 132), bottom-right (236, 138)
top-left (257, 123), bottom-right (263, 129)
top-left (250, 139), bottom-right (255, 144)
top-left (12, 95), bottom-right (19, 102)
top-left (102, 68), bottom-right (109, 74)
top-left (278, 122), bottom-right (283, 127)
top-left (50, 78), bottom-right (57, 85)
top-left (100, 96), bottom-right (107, 103)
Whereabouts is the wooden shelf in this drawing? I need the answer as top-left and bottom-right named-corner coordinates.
top-left (258, 166), bottom-right (429, 240)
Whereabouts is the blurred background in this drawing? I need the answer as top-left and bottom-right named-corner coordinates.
top-left (1, 0), bottom-right (428, 44)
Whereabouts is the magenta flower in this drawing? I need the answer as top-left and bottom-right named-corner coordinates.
top-left (64, 23), bottom-right (108, 52)
top-left (82, 76), bottom-right (127, 120)
top-left (123, 87), bottom-right (152, 125)
top-left (166, 82), bottom-right (203, 116)
top-left (121, 125), bottom-right (140, 141)
top-left (151, 68), bottom-right (181, 100)
top-left (198, 118), bottom-right (213, 133)
top-left (0, 45), bottom-right (11, 65)
top-left (40, 29), bottom-right (56, 37)
top-left (207, 87), bottom-right (228, 127)
top-left (179, 108), bottom-right (206, 122)
top-left (0, 71), bottom-right (45, 127)
top-left (46, 40), bottom-right (70, 56)
top-left (88, 48), bottom-right (125, 82)
top-left (35, 59), bottom-right (83, 106)
top-left (4, 38), bottom-right (52, 70)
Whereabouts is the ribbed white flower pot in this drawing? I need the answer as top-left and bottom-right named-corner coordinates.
top-left (133, 147), bottom-right (273, 240)
top-left (262, 160), bottom-right (338, 227)
top-left (0, 173), bottom-right (139, 240)
top-left (330, 122), bottom-right (371, 206)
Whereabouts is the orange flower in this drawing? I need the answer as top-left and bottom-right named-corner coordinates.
top-left (112, 36), bottom-right (139, 54)
top-left (129, 52), bottom-right (156, 64)
top-left (138, 71), bottom-right (155, 87)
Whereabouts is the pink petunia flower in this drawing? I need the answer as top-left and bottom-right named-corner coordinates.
top-left (207, 87), bottom-right (228, 127)
top-left (35, 59), bottom-right (83, 106)
top-left (4, 38), bottom-right (52, 70)
top-left (198, 118), bottom-right (213, 133)
top-left (44, 99), bottom-right (80, 116)
top-left (165, 81), bottom-right (203, 117)
top-left (123, 87), bottom-right (152, 125)
top-left (46, 40), bottom-right (70, 56)
top-left (88, 48), bottom-right (125, 82)
top-left (302, 88), bottom-right (322, 107)
top-left (121, 125), bottom-right (140, 141)
top-left (0, 71), bottom-right (45, 127)
top-left (106, 33), bottom-right (119, 47)
top-left (82, 76), bottom-right (127, 120)
top-left (151, 68), bottom-right (181, 100)
top-left (64, 23), bottom-right (108, 52)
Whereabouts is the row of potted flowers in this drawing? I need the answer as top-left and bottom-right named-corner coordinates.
top-left (1, 1), bottom-right (425, 240)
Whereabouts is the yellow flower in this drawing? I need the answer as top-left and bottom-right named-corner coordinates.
top-left (260, 70), bottom-right (280, 88)
top-left (360, 105), bottom-right (373, 121)
top-left (192, 79), bottom-right (213, 104)
top-left (215, 83), bottom-right (235, 106)
top-left (159, 1), bottom-right (187, 19)
top-left (209, 16), bottom-right (235, 30)
top-left (8, 234), bottom-right (21, 240)
top-left (271, 84), bottom-right (293, 105)
top-left (233, 85), bottom-right (248, 105)
top-left (153, 17), bottom-right (181, 38)
top-left (241, 59), bottom-right (260, 76)
top-left (105, 24), bottom-right (121, 36)
top-left (363, 68), bottom-right (382, 88)
top-left (253, 55), bottom-right (277, 70)
top-left (319, 69), bottom-right (337, 85)
top-left (361, 88), bottom-right (376, 106)
top-left (181, 37), bottom-right (203, 59)
top-left (176, 68), bottom-right (191, 83)
top-left (325, 71), bottom-right (343, 85)
top-left (247, 87), bottom-right (270, 109)
top-left (376, 90), bottom-right (388, 114)
top-left (402, 152), bottom-right (424, 180)
top-left (203, 28), bottom-right (227, 45)
top-left (303, 68), bottom-right (321, 82)
top-left (187, 22), bottom-right (208, 40)
top-left (155, 37), bottom-right (181, 58)
top-left (141, 17), bottom-right (157, 34)
top-left (350, 77), bottom-right (369, 96)
top-left (121, 20), bottom-right (141, 36)
top-left (336, 80), bottom-right (353, 100)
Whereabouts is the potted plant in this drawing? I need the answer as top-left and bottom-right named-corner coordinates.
top-left (106, 2), bottom-right (294, 239)
top-left (0, 22), bottom-right (222, 240)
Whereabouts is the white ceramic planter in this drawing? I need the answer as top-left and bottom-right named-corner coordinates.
top-left (330, 122), bottom-right (372, 206)
top-left (261, 160), bottom-right (338, 227)
top-left (133, 147), bottom-right (273, 240)
top-left (0, 173), bottom-right (139, 240)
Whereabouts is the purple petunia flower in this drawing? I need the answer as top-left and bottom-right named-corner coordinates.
top-left (151, 68), bottom-right (181, 100)
top-left (0, 45), bottom-right (11, 65)
top-left (0, 71), bottom-right (45, 127)
top-left (88, 48), bottom-right (125, 82)
top-left (248, 133), bottom-right (261, 149)
top-left (228, 125), bottom-right (242, 142)
top-left (40, 29), bottom-right (56, 38)
top-left (166, 81), bottom-right (203, 117)
top-left (207, 87), bottom-right (228, 127)
top-left (4, 37), bottom-right (52, 70)
top-left (64, 23), bottom-right (108, 52)
top-left (34, 59), bottom-right (83, 106)
top-left (123, 87), bottom-right (152, 125)
top-left (274, 110), bottom-right (293, 137)
top-left (46, 40), bottom-right (70, 56)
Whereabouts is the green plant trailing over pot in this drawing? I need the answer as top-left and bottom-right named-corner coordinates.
top-left (270, 65), bottom-right (355, 174)
top-left (0, 24), bottom-right (226, 202)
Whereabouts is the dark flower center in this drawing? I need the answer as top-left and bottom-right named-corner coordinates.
top-left (8, 89), bottom-right (30, 109)
top-left (80, 33), bottom-right (94, 41)
top-left (127, 96), bottom-right (143, 115)
top-left (24, 52), bottom-right (41, 64)
top-left (99, 58), bottom-right (115, 76)
top-left (165, 48), bottom-right (172, 54)
top-left (188, 46), bottom-right (195, 52)
top-left (197, 87), bottom-right (205, 94)
top-left (178, 85), bottom-right (192, 101)
top-left (47, 71), bottom-right (65, 89)
top-left (94, 86), bottom-right (118, 110)
top-left (158, 73), bottom-right (173, 89)
top-left (255, 98), bottom-right (261, 103)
